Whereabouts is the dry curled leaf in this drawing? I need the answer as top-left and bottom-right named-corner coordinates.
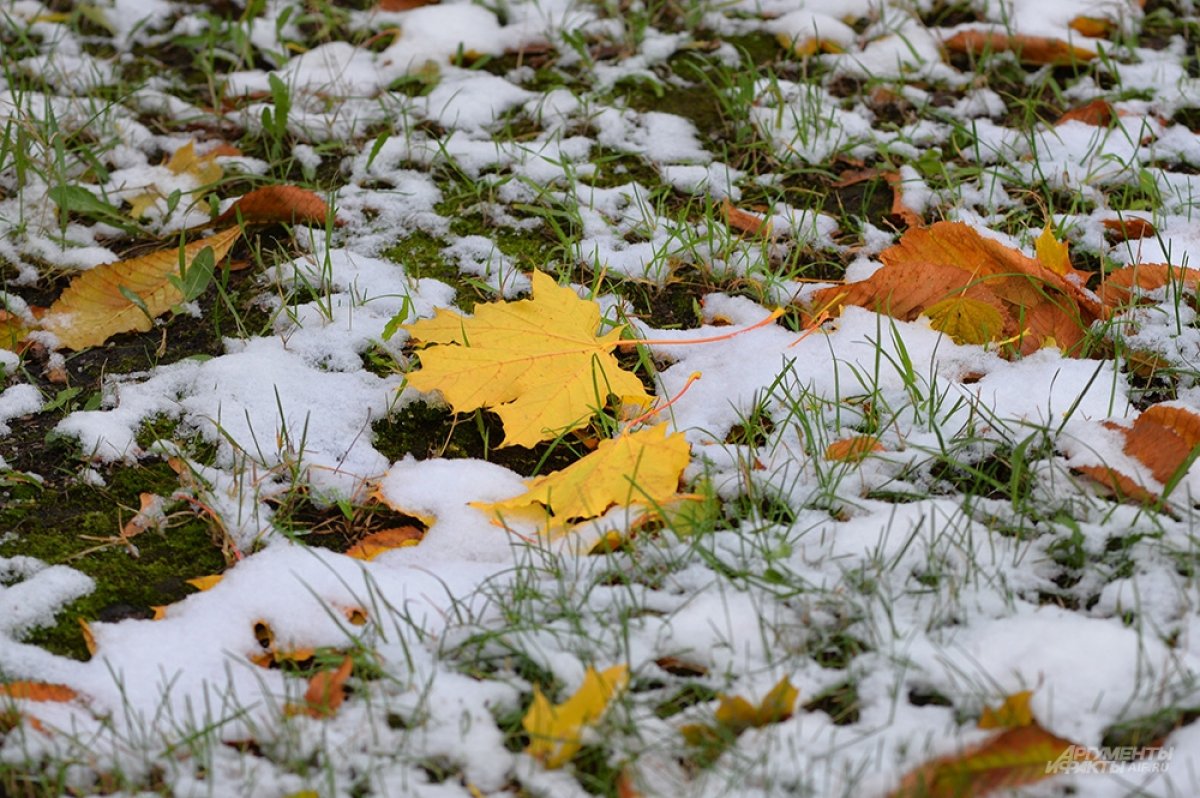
top-left (1057, 98), bottom-right (1114, 127)
top-left (943, 29), bottom-right (1097, 66)
top-left (883, 170), bottom-right (923, 228)
top-left (1101, 217), bottom-right (1155, 242)
top-left (285, 656), bottom-right (353, 719)
top-left (41, 227), bottom-right (240, 350)
top-left (891, 725), bottom-right (1084, 798)
top-left (404, 271), bottom-right (651, 448)
top-left (722, 197), bottom-right (772, 237)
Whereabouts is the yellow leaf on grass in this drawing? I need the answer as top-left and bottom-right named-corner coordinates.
top-left (978, 690), bottom-right (1035, 729)
top-left (1035, 224), bottom-right (1072, 277)
top-left (922, 295), bottom-right (1007, 345)
top-left (476, 422), bottom-right (689, 535)
top-left (128, 141), bottom-right (227, 219)
top-left (681, 676), bottom-right (798, 748)
top-left (404, 271), bottom-right (651, 448)
top-left (523, 664), bottom-right (629, 768)
top-left (42, 227), bottom-right (240, 350)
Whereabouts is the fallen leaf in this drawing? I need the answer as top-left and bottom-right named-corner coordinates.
top-left (119, 493), bottom-right (166, 540)
top-left (212, 186), bottom-right (334, 228)
top-left (286, 656), bottom-right (353, 719)
top-left (1116, 404), bottom-right (1200, 486)
top-left (404, 271), bottom-right (651, 448)
top-left (1057, 98), bottom-right (1114, 126)
top-left (1069, 16), bottom-right (1113, 37)
top-left (943, 29), bottom-right (1097, 66)
top-left (476, 422), bottom-right (689, 535)
top-left (883, 171), bottom-right (923, 228)
top-left (378, 0), bottom-right (438, 9)
top-left (922, 295), bottom-right (1009, 345)
top-left (1098, 263), bottom-right (1200, 307)
top-left (250, 621), bottom-right (316, 668)
top-left (1034, 224), bottom-right (1071, 277)
top-left (824, 435), bottom-right (885, 462)
top-left (681, 676), bottom-right (799, 749)
top-left (78, 618), bottom-right (97, 657)
top-left (1101, 217), bottom-right (1155, 242)
top-left (0, 310), bottom-right (30, 351)
top-left (186, 574), bottom-right (224, 591)
top-left (41, 227), bottom-right (240, 350)
top-left (890, 725), bottom-right (1085, 798)
top-left (0, 682), bottom-right (77, 702)
top-left (345, 526), bottom-right (424, 560)
top-left (978, 691), bottom-right (1035, 729)
top-left (722, 197), bottom-right (772, 237)
top-left (1074, 464), bottom-right (1160, 505)
top-left (523, 664), bottom-right (629, 768)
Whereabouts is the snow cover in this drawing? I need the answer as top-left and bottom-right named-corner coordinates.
top-left (1, 0), bottom-right (1200, 796)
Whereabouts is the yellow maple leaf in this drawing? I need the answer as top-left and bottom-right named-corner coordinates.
top-left (128, 141), bottom-right (226, 219)
top-left (475, 422), bottom-right (689, 535)
top-left (403, 271), bottom-right (650, 448)
top-left (1035, 223), bottom-right (1071, 277)
top-left (41, 227), bottom-right (239, 350)
top-left (681, 676), bottom-right (799, 750)
top-left (921, 295), bottom-right (1007, 345)
top-left (523, 664), bottom-right (629, 768)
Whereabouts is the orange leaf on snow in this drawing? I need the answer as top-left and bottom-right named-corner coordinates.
top-left (891, 725), bottom-right (1084, 798)
top-left (286, 656), bottom-right (353, 719)
top-left (1074, 464), bottom-right (1160, 505)
top-left (1116, 404), bottom-right (1200, 485)
top-left (212, 186), bottom-right (335, 228)
top-left (722, 197), bottom-right (772, 237)
top-left (1098, 263), bottom-right (1200, 307)
top-left (186, 574), bottom-right (224, 591)
top-left (1101, 217), bottom-right (1155, 242)
top-left (1057, 98), bottom-right (1114, 127)
top-left (0, 682), bottom-right (77, 702)
top-left (345, 526), bottom-right (424, 560)
top-left (825, 435), bottom-right (884, 462)
top-left (943, 29), bottom-right (1097, 66)
top-left (41, 227), bottom-right (240, 350)
top-left (882, 171), bottom-right (923, 228)
top-left (1069, 16), bottom-right (1114, 38)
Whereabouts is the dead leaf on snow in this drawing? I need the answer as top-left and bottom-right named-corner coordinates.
top-left (285, 656), bottom-right (353, 719)
top-left (211, 185), bottom-right (337, 228)
top-left (942, 29), bottom-right (1097, 66)
top-left (523, 664), bottom-right (629, 768)
top-left (345, 526), bottom-right (424, 560)
top-left (1101, 217), bottom-right (1155, 242)
top-left (1098, 263), bottom-right (1200, 307)
top-left (978, 690), bottom-right (1035, 729)
top-left (824, 435), bottom-right (884, 462)
top-left (0, 682), bottom-right (78, 702)
top-left (41, 227), bottom-right (240, 351)
top-left (1056, 98), bottom-right (1114, 127)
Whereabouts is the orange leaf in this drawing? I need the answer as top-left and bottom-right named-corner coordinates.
top-left (943, 30), bottom-right (1096, 66)
top-left (891, 725), bottom-right (1083, 798)
top-left (825, 435), bottom-right (884, 462)
top-left (78, 618), bottom-right (97, 657)
top-left (722, 198), bottom-right (772, 237)
top-left (345, 526), bottom-right (424, 560)
top-left (1069, 16), bottom-right (1113, 37)
top-left (1099, 263), bottom-right (1200, 307)
top-left (1101, 217), bottom-right (1155, 242)
top-left (978, 691), bottom-right (1034, 729)
top-left (882, 171), bottom-right (923, 228)
top-left (187, 574), bottom-right (224, 591)
top-left (41, 227), bottom-right (240, 350)
top-left (292, 656), bottom-right (353, 719)
top-left (0, 682), bottom-right (77, 702)
top-left (212, 186), bottom-right (335, 228)
top-left (1074, 464), bottom-right (1160, 505)
top-left (1057, 98), bottom-right (1114, 127)
top-left (119, 493), bottom-right (165, 539)
top-left (1119, 405), bottom-right (1200, 484)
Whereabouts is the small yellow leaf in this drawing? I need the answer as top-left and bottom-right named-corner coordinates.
top-left (127, 191), bottom-right (162, 220)
top-left (978, 690), bottom-right (1035, 729)
top-left (523, 664), bottom-right (629, 768)
top-left (921, 296), bottom-right (1007, 345)
top-left (404, 271), bottom-right (651, 448)
top-left (186, 574), bottom-right (224, 591)
top-left (165, 141), bottom-right (222, 186)
top-left (714, 676), bottom-right (798, 733)
top-left (824, 435), bottom-right (884, 463)
top-left (1069, 16), bottom-right (1113, 37)
top-left (476, 422), bottom-right (689, 535)
top-left (42, 227), bottom-right (240, 350)
top-left (78, 618), bottom-right (97, 657)
top-left (1035, 223), bottom-right (1071, 277)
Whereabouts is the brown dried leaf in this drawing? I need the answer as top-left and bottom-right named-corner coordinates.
top-left (891, 725), bottom-right (1084, 798)
top-left (1057, 98), bottom-right (1114, 127)
top-left (212, 186), bottom-right (335, 228)
top-left (289, 656), bottom-right (353, 718)
top-left (1101, 217), bottom-right (1156, 242)
top-left (41, 228), bottom-right (240, 350)
top-left (1074, 464), bottom-right (1160, 505)
top-left (722, 197), bottom-right (772, 237)
top-left (882, 171), bottom-right (923, 228)
top-left (378, 0), bottom-right (438, 9)
top-left (1069, 16), bottom-right (1113, 37)
top-left (943, 29), bottom-right (1097, 66)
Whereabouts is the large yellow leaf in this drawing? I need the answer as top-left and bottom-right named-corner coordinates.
top-left (403, 271), bottom-right (651, 448)
top-left (41, 228), bottom-right (239, 350)
top-left (523, 664), bottom-right (629, 768)
top-left (475, 422), bottom-right (689, 534)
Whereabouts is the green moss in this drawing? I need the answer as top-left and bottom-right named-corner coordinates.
top-left (0, 461), bottom-right (227, 660)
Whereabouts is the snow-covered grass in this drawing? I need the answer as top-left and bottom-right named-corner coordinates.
top-left (2, 0), bottom-right (1200, 796)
